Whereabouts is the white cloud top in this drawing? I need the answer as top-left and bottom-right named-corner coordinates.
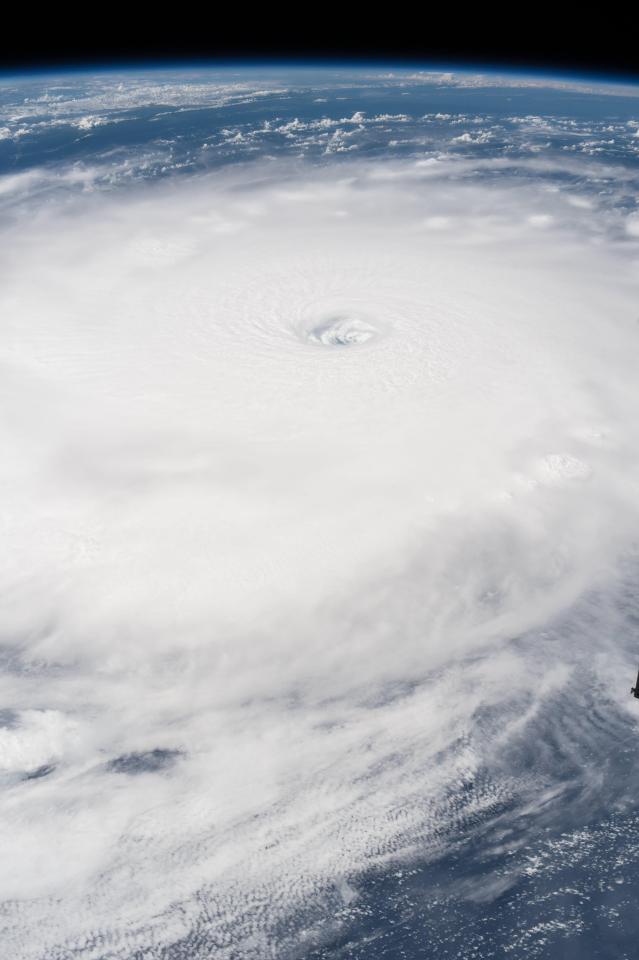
top-left (1, 120), bottom-right (639, 956)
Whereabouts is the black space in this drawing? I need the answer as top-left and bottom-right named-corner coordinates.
top-left (0, 10), bottom-right (637, 80)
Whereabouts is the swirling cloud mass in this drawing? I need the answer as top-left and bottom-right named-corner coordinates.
top-left (2, 69), bottom-right (639, 959)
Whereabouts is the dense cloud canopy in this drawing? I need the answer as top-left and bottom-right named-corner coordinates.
top-left (2, 67), bottom-right (639, 959)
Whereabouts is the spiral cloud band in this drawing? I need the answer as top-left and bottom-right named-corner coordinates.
top-left (2, 70), bottom-right (639, 958)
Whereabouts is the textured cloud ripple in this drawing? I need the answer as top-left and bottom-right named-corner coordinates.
top-left (2, 137), bottom-right (639, 957)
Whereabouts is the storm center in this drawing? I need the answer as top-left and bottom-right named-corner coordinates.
top-left (306, 316), bottom-right (379, 347)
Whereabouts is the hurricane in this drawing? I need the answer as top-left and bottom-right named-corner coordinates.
top-left (2, 66), bottom-right (639, 959)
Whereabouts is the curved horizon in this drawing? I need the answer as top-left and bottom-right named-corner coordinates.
top-left (0, 56), bottom-right (638, 88)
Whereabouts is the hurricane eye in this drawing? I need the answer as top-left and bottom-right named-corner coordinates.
top-left (306, 316), bottom-right (379, 347)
